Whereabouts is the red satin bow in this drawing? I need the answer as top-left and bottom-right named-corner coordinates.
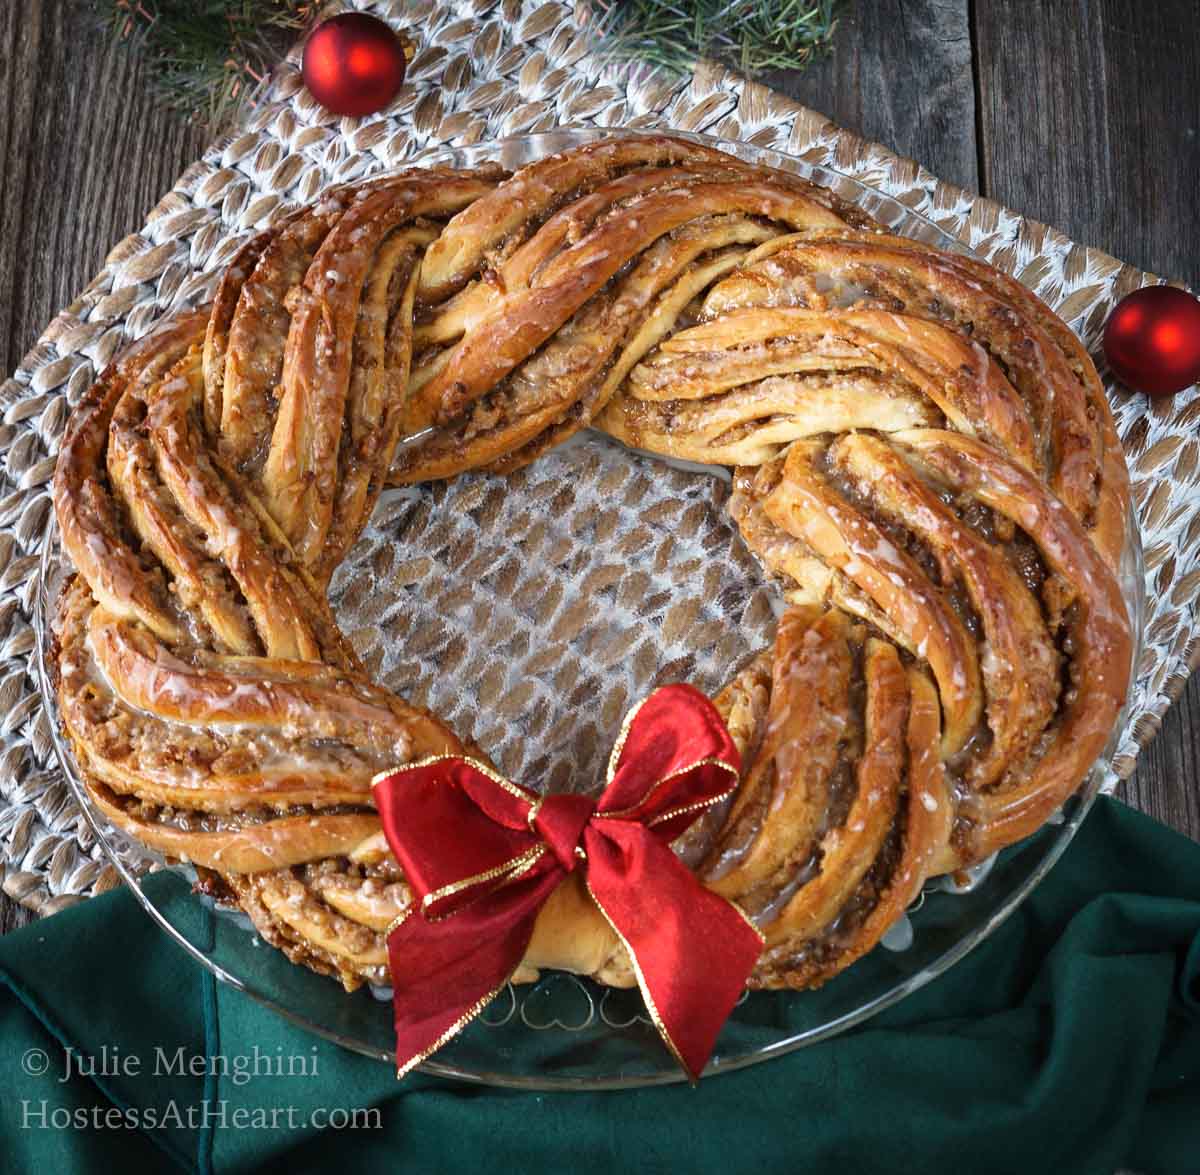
top-left (372, 683), bottom-right (764, 1081)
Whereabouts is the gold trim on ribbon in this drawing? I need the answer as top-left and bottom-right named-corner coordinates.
top-left (376, 686), bottom-right (751, 1082)
top-left (598, 755), bottom-right (740, 824)
top-left (603, 689), bottom-right (654, 784)
top-left (374, 754), bottom-right (548, 917)
top-left (727, 897), bottom-right (767, 947)
top-left (371, 753), bottom-right (459, 790)
top-left (394, 969), bottom-right (518, 1081)
top-left (385, 904), bottom-right (416, 940)
top-left (420, 845), bottom-right (546, 916)
top-left (372, 753), bottom-right (539, 808)
top-left (584, 876), bottom-right (697, 1085)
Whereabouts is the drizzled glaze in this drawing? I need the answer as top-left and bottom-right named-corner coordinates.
top-left (51, 135), bottom-right (1132, 997)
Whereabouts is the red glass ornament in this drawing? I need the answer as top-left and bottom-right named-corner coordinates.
top-left (1103, 285), bottom-right (1200, 397)
top-left (301, 13), bottom-right (406, 118)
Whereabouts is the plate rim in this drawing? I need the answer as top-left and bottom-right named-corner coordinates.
top-left (33, 127), bottom-right (1148, 1089)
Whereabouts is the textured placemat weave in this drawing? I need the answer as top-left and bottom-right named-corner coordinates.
top-left (1, 0), bottom-right (1194, 917)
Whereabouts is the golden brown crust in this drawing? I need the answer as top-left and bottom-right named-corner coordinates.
top-left (50, 135), bottom-right (1132, 1000)
top-left (826, 432), bottom-right (1060, 789)
top-left (414, 135), bottom-right (871, 305)
top-left (694, 229), bottom-right (1129, 568)
top-left (54, 309), bottom-right (212, 645)
top-left (393, 214), bottom-right (782, 482)
top-left (704, 607), bottom-right (851, 905)
top-left (391, 177), bottom-right (852, 484)
top-left (762, 441), bottom-right (984, 756)
top-left (763, 638), bottom-right (906, 945)
top-left (262, 174), bottom-right (500, 572)
top-left (89, 783), bottom-right (382, 874)
top-left (890, 429), bottom-right (1131, 857)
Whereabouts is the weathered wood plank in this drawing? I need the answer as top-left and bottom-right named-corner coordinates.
top-left (973, 0), bottom-right (1200, 282)
top-left (1125, 675), bottom-right (1200, 844)
top-left (973, 0), bottom-right (1200, 840)
top-left (765, 0), bottom-right (979, 192)
top-left (0, 1), bottom-right (207, 933)
top-left (0, 1), bottom-right (209, 378)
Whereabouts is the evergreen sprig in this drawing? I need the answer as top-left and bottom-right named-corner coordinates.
top-left (589, 0), bottom-right (845, 77)
top-left (92, 0), bottom-right (319, 129)
top-left (92, 0), bottom-right (843, 130)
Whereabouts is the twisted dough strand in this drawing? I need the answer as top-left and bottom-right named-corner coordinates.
top-left (52, 138), bottom-right (1131, 994)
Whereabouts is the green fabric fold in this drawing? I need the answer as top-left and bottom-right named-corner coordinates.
top-left (0, 796), bottom-right (1196, 1175)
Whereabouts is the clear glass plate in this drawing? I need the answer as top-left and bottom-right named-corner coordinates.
top-left (34, 129), bottom-right (1147, 1089)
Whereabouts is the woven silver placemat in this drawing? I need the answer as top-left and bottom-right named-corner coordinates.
top-left (1, 0), bottom-right (1194, 917)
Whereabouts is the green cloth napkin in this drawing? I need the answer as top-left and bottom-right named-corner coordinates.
top-left (0, 795), bottom-right (1196, 1175)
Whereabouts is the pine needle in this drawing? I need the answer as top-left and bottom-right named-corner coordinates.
top-left (91, 0), bottom-right (843, 129)
top-left (91, 0), bottom-right (320, 130)
top-left (588, 0), bottom-right (845, 77)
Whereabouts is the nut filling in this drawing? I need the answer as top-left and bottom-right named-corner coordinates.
top-left (51, 136), bottom-right (1131, 996)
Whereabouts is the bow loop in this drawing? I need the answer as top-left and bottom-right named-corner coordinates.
top-left (373, 757), bottom-right (539, 920)
top-left (373, 684), bottom-right (764, 1082)
top-left (599, 685), bottom-right (741, 833)
top-left (531, 793), bottom-right (595, 870)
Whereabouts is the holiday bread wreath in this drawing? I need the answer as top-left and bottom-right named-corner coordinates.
top-left (50, 135), bottom-right (1132, 1077)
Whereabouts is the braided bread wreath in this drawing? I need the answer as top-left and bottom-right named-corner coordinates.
top-left (51, 134), bottom-right (1133, 1010)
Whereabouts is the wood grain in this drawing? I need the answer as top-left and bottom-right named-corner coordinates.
top-left (765, 0), bottom-right (980, 193)
top-left (973, 0), bottom-right (1200, 283)
top-left (0, 1), bottom-right (206, 932)
top-left (971, 0), bottom-right (1200, 839)
top-left (0, 2), bottom-right (208, 378)
top-left (760, 0), bottom-right (1200, 843)
top-left (0, 0), bottom-right (1196, 936)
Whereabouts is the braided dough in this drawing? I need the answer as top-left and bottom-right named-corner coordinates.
top-left (52, 136), bottom-right (1132, 996)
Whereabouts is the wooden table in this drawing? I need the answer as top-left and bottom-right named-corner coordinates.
top-left (0, 1), bottom-right (1196, 937)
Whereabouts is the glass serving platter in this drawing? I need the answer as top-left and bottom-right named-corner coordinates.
top-left (34, 128), bottom-right (1147, 1089)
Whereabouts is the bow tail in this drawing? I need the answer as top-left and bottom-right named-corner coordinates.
top-left (584, 824), bottom-right (765, 1082)
top-left (387, 867), bottom-right (562, 1077)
